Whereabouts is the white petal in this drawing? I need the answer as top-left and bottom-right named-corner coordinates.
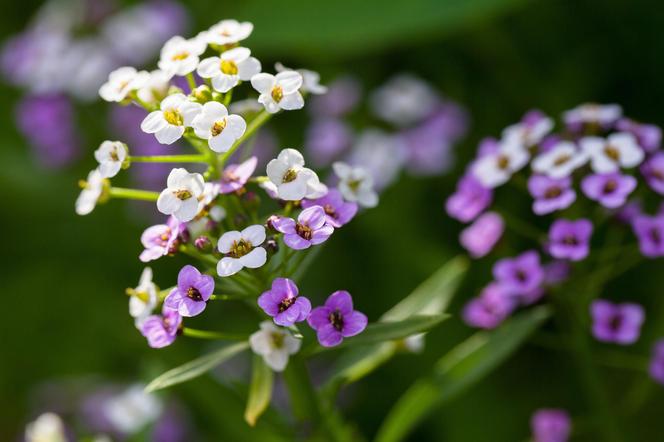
top-left (175, 196), bottom-right (199, 222)
top-left (141, 111), bottom-right (167, 134)
top-left (276, 71), bottom-right (303, 94)
top-left (284, 334), bottom-right (302, 354)
top-left (250, 329), bottom-right (272, 355)
top-left (278, 179), bottom-right (308, 200)
top-left (226, 114), bottom-right (247, 138)
top-left (217, 257), bottom-right (243, 277)
top-left (218, 230), bottom-right (242, 253)
top-left (239, 247), bottom-right (267, 269)
top-left (358, 189), bottom-right (379, 208)
top-left (211, 74), bottom-right (239, 93)
top-left (237, 57), bottom-right (261, 80)
top-left (251, 73), bottom-right (275, 94)
top-left (161, 93), bottom-right (186, 109)
top-left (242, 225), bottom-right (266, 245)
top-left (266, 159), bottom-right (289, 184)
top-left (264, 349), bottom-right (289, 371)
top-left (222, 46), bottom-right (250, 62)
top-left (180, 101), bottom-right (202, 126)
top-left (98, 161), bottom-right (122, 178)
top-left (156, 191), bottom-right (180, 215)
top-left (332, 162), bottom-right (351, 179)
top-left (278, 148), bottom-right (305, 167)
top-left (196, 57), bottom-right (221, 78)
top-left (209, 131), bottom-right (236, 153)
top-left (279, 92), bottom-right (304, 110)
top-left (155, 125), bottom-right (184, 145)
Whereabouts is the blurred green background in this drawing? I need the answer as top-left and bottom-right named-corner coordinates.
top-left (2, 0), bottom-right (664, 440)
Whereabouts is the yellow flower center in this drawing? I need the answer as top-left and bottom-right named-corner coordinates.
top-left (553, 154), bottom-right (570, 166)
top-left (229, 239), bottom-right (252, 258)
top-left (171, 51), bottom-right (189, 61)
top-left (211, 119), bottom-right (227, 137)
top-left (175, 189), bottom-right (192, 200)
top-left (164, 108), bottom-right (183, 126)
top-left (220, 59), bottom-right (238, 75)
top-left (271, 85), bottom-right (284, 103)
top-left (271, 332), bottom-right (285, 348)
top-left (496, 154), bottom-right (510, 170)
top-left (282, 168), bottom-right (298, 183)
top-left (604, 145), bottom-right (620, 161)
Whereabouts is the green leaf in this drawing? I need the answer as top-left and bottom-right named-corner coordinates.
top-left (374, 306), bottom-right (552, 442)
top-left (244, 355), bottom-right (274, 427)
top-left (145, 342), bottom-right (249, 392)
top-left (338, 314), bottom-right (449, 349)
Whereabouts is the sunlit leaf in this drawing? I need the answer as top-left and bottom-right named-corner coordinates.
top-left (244, 355), bottom-right (274, 427)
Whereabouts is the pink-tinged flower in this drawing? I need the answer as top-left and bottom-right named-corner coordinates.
top-left (563, 103), bottom-right (622, 132)
top-left (632, 214), bottom-right (664, 258)
top-left (581, 172), bottom-right (637, 209)
top-left (502, 109), bottom-right (553, 148)
top-left (460, 212), bottom-right (504, 258)
top-left (493, 250), bottom-right (545, 297)
top-left (446, 174), bottom-right (493, 223)
top-left (462, 283), bottom-right (516, 329)
top-left (272, 206), bottom-right (334, 250)
top-left (164, 265), bottom-right (214, 317)
top-left (648, 339), bottom-right (664, 385)
top-left (141, 307), bottom-right (182, 348)
top-left (139, 216), bottom-right (185, 262)
top-left (640, 152), bottom-right (664, 195)
top-left (590, 300), bottom-right (644, 345)
top-left (307, 291), bottom-right (367, 347)
top-left (531, 409), bottom-right (571, 442)
top-left (258, 278), bottom-right (311, 326)
top-left (528, 175), bottom-right (576, 215)
top-left (219, 156), bottom-right (257, 194)
top-left (548, 219), bottom-right (593, 261)
top-left (301, 188), bottom-right (358, 228)
top-left (616, 118), bottom-right (661, 153)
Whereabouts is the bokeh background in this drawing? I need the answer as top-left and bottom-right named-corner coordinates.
top-left (2, 0), bottom-right (664, 440)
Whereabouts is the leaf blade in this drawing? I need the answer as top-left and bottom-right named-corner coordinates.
top-left (244, 355), bottom-right (274, 427)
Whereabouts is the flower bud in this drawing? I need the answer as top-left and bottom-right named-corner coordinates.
top-left (265, 237), bottom-right (279, 254)
top-left (194, 236), bottom-right (212, 252)
top-left (192, 85), bottom-right (213, 103)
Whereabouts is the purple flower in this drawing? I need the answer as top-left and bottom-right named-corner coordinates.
top-left (140, 216), bottom-right (185, 262)
top-left (219, 156), bottom-right (257, 194)
top-left (632, 214), bottom-right (664, 258)
top-left (460, 212), bottom-right (504, 258)
top-left (301, 188), bottom-right (358, 228)
top-left (462, 283), bottom-right (516, 329)
top-left (590, 299), bottom-right (645, 345)
top-left (141, 307), bottom-right (182, 348)
top-left (272, 206), bottom-right (334, 250)
top-left (648, 339), bottom-right (664, 385)
top-left (581, 172), bottom-right (637, 209)
top-left (493, 250), bottom-right (545, 296)
top-left (307, 291), bottom-right (367, 347)
top-left (548, 218), bottom-right (593, 261)
top-left (640, 152), bottom-right (664, 195)
top-left (446, 174), bottom-right (493, 223)
top-left (528, 175), bottom-right (576, 215)
top-left (257, 278), bottom-right (311, 326)
top-left (305, 118), bottom-right (352, 167)
top-left (531, 409), bottom-right (571, 442)
top-left (163, 265), bottom-right (214, 317)
top-left (616, 118), bottom-right (661, 153)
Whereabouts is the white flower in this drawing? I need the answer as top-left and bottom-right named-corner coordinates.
top-left (251, 71), bottom-right (304, 114)
top-left (76, 169), bottom-right (106, 216)
top-left (275, 62), bottom-right (327, 94)
top-left (266, 148), bottom-right (322, 200)
top-left (192, 101), bottom-right (247, 152)
top-left (502, 117), bottom-right (554, 147)
top-left (471, 140), bottom-right (530, 188)
top-left (136, 69), bottom-right (172, 105)
top-left (129, 267), bottom-right (158, 328)
top-left (369, 74), bottom-right (439, 126)
top-left (197, 47), bottom-right (261, 93)
top-left (217, 225), bottom-right (267, 277)
top-left (205, 19), bottom-right (254, 46)
top-left (563, 103), bottom-right (622, 127)
top-left (25, 413), bottom-right (66, 442)
top-left (531, 141), bottom-right (588, 179)
top-left (581, 132), bottom-right (644, 173)
top-left (102, 385), bottom-right (162, 435)
top-left (141, 93), bottom-right (202, 145)
top-left (158, 35), bottom-right (206, 76)
top-left (250, 321), bottom-right (301, 372)
top-left (99, 66), bottom-right (149, 102)
top-left (333, 161), bottom-right (379, 208)
top-left (94, 141), bottom-right (128, 178)
top-left (157, 168), bottom-right (205, 222)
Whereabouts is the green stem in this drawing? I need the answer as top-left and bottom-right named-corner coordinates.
top-left (109, 187), bottom-right (159, 201)
top-left (219, 110), bottom-right (272, 166)
top-left (182, 327), bottom-right (248, 340)
top-left (209, 293), bottom-right (248, 301)
top-left (129, 154), bottom-right (208, 163)
top-left (186, 73), bottom-right (197, 91)
top-left (180, 244), bottom-right (219, 268)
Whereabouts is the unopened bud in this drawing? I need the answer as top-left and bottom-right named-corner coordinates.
top-left (194, 236), bottom-right (212, 252)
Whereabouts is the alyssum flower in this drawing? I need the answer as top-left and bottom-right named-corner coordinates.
top-left (141, 93), bottom-right (202, 145)
top-left (249, 321), bottom-right (301, 372)
top-left (99, 66), bottom-right (149, 103)
top-left (128, 267), bottom-right (158, 328)
top-left (157, 168), bottom-right (205, 222)
top-left (76, 169), bottom-right (106, 216)
top-left (266, 148), bottom-right (324, 201)
top-left (272, 205), bottom-right (335, 250)
top-left (158, 35), bottom-right (205, 76)
top-left (333, 161), bottom-right (379, 208)
top-left (94, 140), bottom-right (128, 178)
top-left (204, 19), bottom-right (253, 46)
top-left (308, 291), bottom-right (367, 347)
top-left (219, 156), bottom-right (257, 194)
top-left (164, 265), bottom-right (214, 317)
top-left (251, 70), bottom-right (305, 114)
top-left (301, 188), bottom-right (358, 228)
top-left (258, 278), bottom-right (311, 326)
top-left (141, 306), bottom-right (182, 348)
top-left (192, 101), bottom-right (247, 153)
top-left (590, 299), bottom-right (645, 345)
top-left (197, 47), bottom-right (261, 93)
top-left (217, 225), bottom-right (267, 276)
top-left (139, 216), bottom-right (185, 262)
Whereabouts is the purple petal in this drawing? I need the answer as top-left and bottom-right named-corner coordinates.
top-left (341, 311), bottom-right (368, 337)
top-left (272, 216), bottom-right (296, 234)
top-left (272, 277), bottom-right (298, 298)
top-left (284, 233), bottom-right (311, 250)
top-left (163, 289), bottom-right (184, 311)
top-left (325, 290), bottom-right (354, 314)
top-left (310, 225), bottom-right (334, 245)
top-left (194, 274), bottom-right (215, 298)
top-left (180, 297), bottom-right (206, 317)
top-left (298, 205), bottom-right (327, 229)
top-left (177, 265), bottom-right (200, 290)
top-left (307, 306), bottom-right (331, 330)
top-left (294, 296), bottom-right (312, 322)
top-left (317, 323), bottom-right (344, 347)
top-left (258, 291), bottom-right (280, 316)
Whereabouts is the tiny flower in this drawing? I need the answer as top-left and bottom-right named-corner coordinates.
top-left (141, 93), bottom-right (202, 145)
top-left (301, 188), bottom-right (358, 228)
top-left (158, 35), bottom-right (206, 76)
top-left (219, 156), bottom-right (257, 194)
top-left (531, 409), bottom-right (571, 442)
top-left (94, 140), bottom-right (128, 178)
top-left (581, 132), bottom-right (644, 173)
top-left (136, 69), bottom-right (172, 105)
top-left (157, 168), bottom-right (205, 222)
top-left (632, 214), bottom-right (664, 258)
top-left (528, 175), bottom-right (576, 215)
top-left (548, 218), bottom-right (593, 261)
top-left (191, 101), bottom-right (246, 152)
top-left (462, 283), bottom-right (516, 329)
top-left (332, 161), bottom-right (379, 208)
top-left (459, 212), bottom-right (504, 258)
top-left (616, 118), bottom-right (661, 153)
top-left (258, 278), bottom-right (311, 326)
top-left (563, 103), bottom-right (622, 131)
top-left (141, 307), bottom-right (182, 348)
top-left (581, 172), bottom-right (637, 208)
top-left (217, 225), bottom-right (267, 276)
top-left (531, 141), bottom-right (588, 179)
top-left (205, 19), bottom-right (253, 46)
top-left (76, 169), bottom-right (106, 216)
top-left (472, 140), bottom-right (530, 188)
top-left (249, 321), bottom-right (301, 372)
top-left (307, 291), bottom-right (368, 347)
top-left (640, 152), bottom-right (664, 195)
top-left (164, 265), bottom-right (214, 317)
top-left (251, 71), bottom-right (305, 113)
top-left (272, 206), bottom-right (334, 250)
top-left (99, 66), bottom-right (149, 102)
top-left (590, 299), bottom-right (644, 345)
top-left (446, 174), bottom-right (493, 223)
top-left (493, 250), bottom-right (545, 297)
top-left (197, 47), bottom-right (261, 93)
top-left (25, 412), bottom-right (66, 442)
top-left (275, 62), bottom-right (327, 94)
top-left (129, 267), bottom-right (158, 327)
top-left (502, 110), bottom-right (554, 147)
top-left (266, 148), bottom-right (322, 200)
top-left (648, 339), bottom-right (664, 385)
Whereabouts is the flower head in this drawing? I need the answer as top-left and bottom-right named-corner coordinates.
top-left (136, 69), bottom-right (172, 105)
top-left (502, 110), bottom-right (553, 148)
top-left (272, 205), bottom-right (334, 250)
top-left (531, 408), bottom-right (571, 442)
top-left (250, 321), bottom-right (301, 371)
top-left (129, 267), bottom-right (158, 328)
top-left (217, 225), bottom-right (267, 276)
top-left (531, 141), bottom-right (587, 179)
top-left (332, 161), bottom-right (378, 208)
top-left (459, 212), bottom-right (504, 258)
top-left (581, 172), bottom-right (637, 208)
top-left (275, 62), bottom-right (327, 94)
top-left (141, 93), bottom-right (202, 144)
top-left (140, 216), bottom-right (185, 262)
top-left (266, 148), bottom-right (324, 200)
top-left (191, 101), bottom-right (246, 152)
top-left (76, 169), bottom-right (106, 215)
top-left (307, 291), bottom-right (367, 347)
top-left (141, 307), bottom-right (182, 348)
top-left (472, 139), bottom-right (529, 188)
top-left (258, 278), bottom-right (311, 326)
top-left (164, 265), bottom-right (214, 317)
top-left (446, 174), bottom-right (493, 222)
top-left (205, 19), bottom-right (253, 46)
top-left (99, 66), bottom-right (148, 102)
top-left (158, 35), bottom-right (206, 76)
top-left (301, 188), bottom-right (358, 228)
top-left (462, 283), bottom-right (516, 329)
top-left (640, 152), bottom-right (664, 195)
top-left (590, 299), bottom-right (644, 345)
top-left (548, 218), bottom-right (593, 261)
top-left (197, 47), bottom-right (261, 93)
top-left (251, 71), bottom-right (305, 114)
top-left (528, 175), bottom-right (576, 215)
top-left (563, 103), bottom-right (622, 131)
top-left (632, 214), bottom-right (664, 258)
top-left (94, 140), bottom-right (128, 178)
top-left (581, 132), bottom-right (644, 173)
top-left (157, 168), bottom-right (205, 222)
top-left (493, 250), bottom-right (545, 297)
top-left (219, 156), bottom-right (257, 194)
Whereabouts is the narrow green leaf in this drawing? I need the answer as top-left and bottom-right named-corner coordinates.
top-left (375, 306), bottom-right (551, 442)
top-left (244, 355), bottom-right (274, 427)
top-left (341, 314), bottom-right (449, 349)
top-left (145, 342), bottom-right (249, 392)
